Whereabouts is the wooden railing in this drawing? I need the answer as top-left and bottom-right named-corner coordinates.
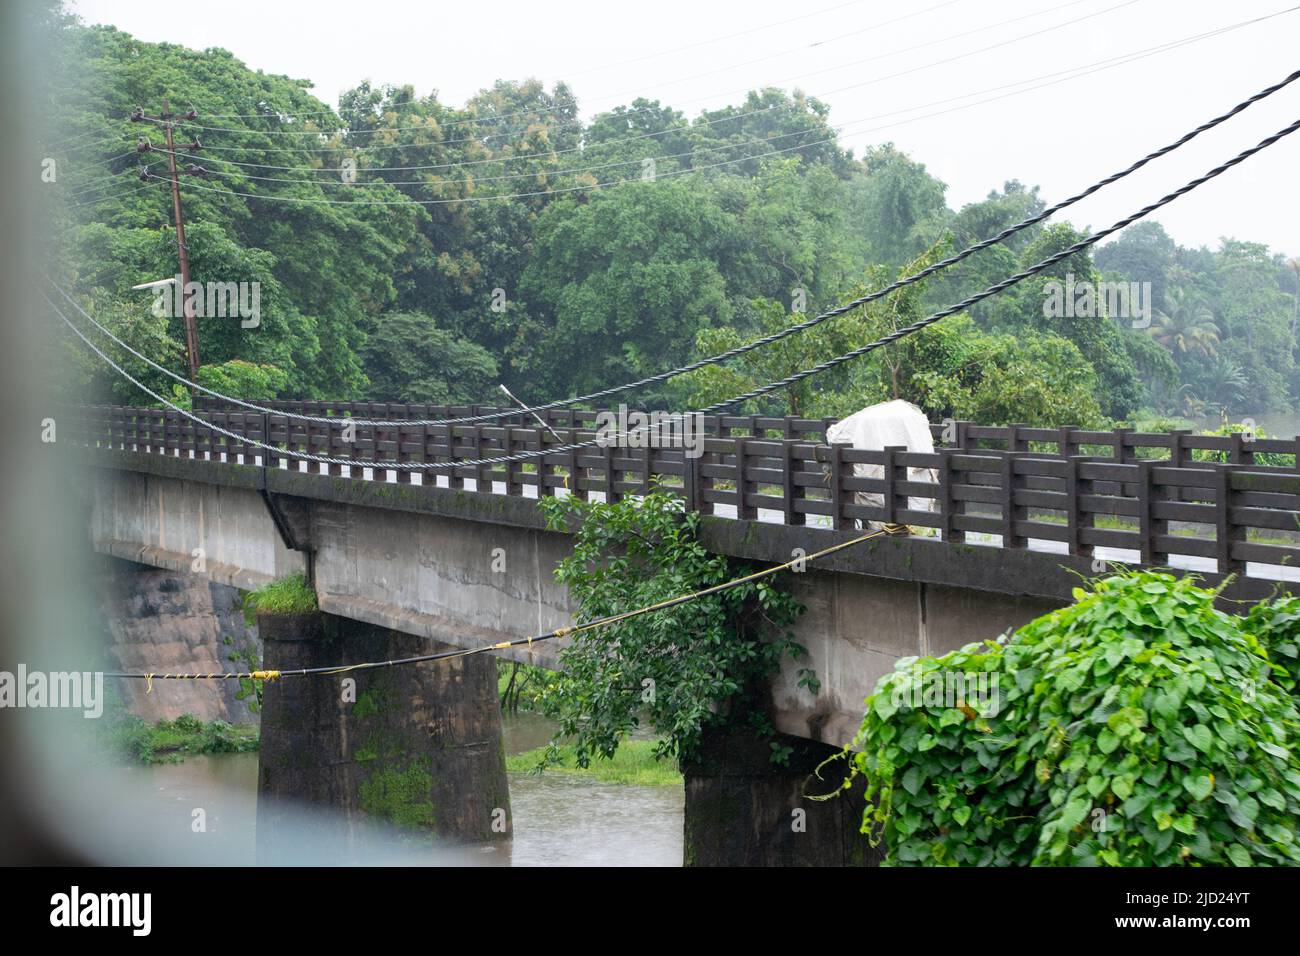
top-left (68, 401), bottom-right (1300, 578)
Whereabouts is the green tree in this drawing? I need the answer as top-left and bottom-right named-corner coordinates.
top-left (1150, 284), bottom-right (1219, 361)
top-left (358, 311), bottom-right (497, 404)
top-left (535, 491), bottom-right (805, 768)
top-left (520, 178), bottom-right (738, 397)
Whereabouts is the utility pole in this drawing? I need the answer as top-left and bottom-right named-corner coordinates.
top-left (131, 100), bottom-right (207, 384)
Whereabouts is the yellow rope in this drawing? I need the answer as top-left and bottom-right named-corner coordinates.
top-left (114, 523), bottom-right (909, 680)
top-left (560, 522), bottom-right (909, 638)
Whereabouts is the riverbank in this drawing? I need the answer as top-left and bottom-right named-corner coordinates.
top-left (104, 712), bottom-right (259, 764)
top-left (507, 740), bottom-right (682, 786)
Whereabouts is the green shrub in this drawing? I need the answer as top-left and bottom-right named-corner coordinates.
top-left (535, 489), bottom-right (806, 769)
top-left (849, 572), bottom-right (1300, 865)
top-left (1244, 597), bottom-right (1300, 693)
top-left (102, 711), bottom-right (258, 764)
top-left (1192, 423), bottom-right (1292, 467)
top-left (242, 572), bottom-right (317, 624)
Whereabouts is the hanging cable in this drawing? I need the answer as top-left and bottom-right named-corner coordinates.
top-left (105, 524), bottom-right (909, 683)
top-left (48, 64), bottom-right (1300, 430)
top-left (176, 19), bottom-right (1252, 194)
top-left (52, 114), bottom-right (1300, 472)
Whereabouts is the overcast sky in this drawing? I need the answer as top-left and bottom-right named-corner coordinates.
top-left (70, 0), bottom-right (1299, 257)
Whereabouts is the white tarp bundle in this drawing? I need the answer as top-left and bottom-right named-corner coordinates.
top-left (826, 399), bottom-right (938, 531)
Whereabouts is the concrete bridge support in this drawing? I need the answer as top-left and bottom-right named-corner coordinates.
top-left (682, 727), bottom-right (878, 867)
top-left (255, 610), bottom-right (510, 863)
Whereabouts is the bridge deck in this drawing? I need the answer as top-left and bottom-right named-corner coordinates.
top-left (69, 402), bottom-right (1300, 585)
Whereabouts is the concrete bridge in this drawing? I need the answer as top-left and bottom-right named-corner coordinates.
top-left (71, 402), bottom-right (1300, 865)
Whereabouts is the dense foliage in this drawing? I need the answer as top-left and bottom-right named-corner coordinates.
top-left (848, 572), bottom-right (1300, 866)
top-left (1096, 224), bottom-right (1299, 417)
top-left (37, 3), bottom-right (1297, 426)
top-left (536, 491), bottom-right (805, 768)
top-left (105, 711), bottom-right (259, 764)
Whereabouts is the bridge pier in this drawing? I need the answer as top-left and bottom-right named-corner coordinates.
top-left (255, 611), bottom-right (511, 864)
top-left (682, 726), bottom-right (878, 867)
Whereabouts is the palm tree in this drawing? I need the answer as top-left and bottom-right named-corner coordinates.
top-left (1150, 285), bottom-right (1220, 360)
top-left (1192, 355), bottom-right (1249, 410)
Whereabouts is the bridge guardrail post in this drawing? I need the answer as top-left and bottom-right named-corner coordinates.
top-left (511, 426), bottom-right (527, 497)
top-left (735, 437), bottom-right (756, 521)
top-left (1007, 423), bottom-right (1028, 454)
top-left (1000, 452), bottom-right (1025, 551)
top-left (781, 441), bottom-right (804, 526)
top-left (829, 443), bottom-right (845, 532)
top-left (938, 448), bottom-right (962, 544)
top-left (259, 412), bottom-right (268, 469)
top-left (638, 441), bottom-right (652, 498)
top-left (1136, 458), bottom-right (1158, 566)
top-left (471, 424), bottom-right (485, 492)
top-left (564, 429), bottom-right (579, 502)
top-left (1057, 425), bottom-right (1077, 460)
top-left (1113, 426), bottom-right (1132, 464)
top-left (1169, 429), bottom-right (1190, 468)
top-left (502, 425), bottom-right (515, 496)
top-left (683, 444), bottom-right (701, 514)
top-left (1065, 455), bottom-right (1090, 560)
top-left (602, 441), bottom-right (618, 504)
top-left (326, 417), bottom-right (343, 477)
top-left (1228, 430), bottom-right (1245, 465)
top-left (881, 446), bottom-right (906, 526)
top-left (1213, 464), bottom-right (1244, 574)
top-left (953, 419), bottom-right (972, 451)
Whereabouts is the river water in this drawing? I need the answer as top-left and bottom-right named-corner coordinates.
top-left (99, 712), bottom-right (683, 866)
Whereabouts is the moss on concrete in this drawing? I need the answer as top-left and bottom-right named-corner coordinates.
top-left (358, 758), bottom-right (437, 830)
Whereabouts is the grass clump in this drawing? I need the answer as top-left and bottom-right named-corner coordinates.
top-left (508, 739), bottom-right (683, 786)
top-left (105, 712), bottom-right (259, 764)
top-left (243, 572), bottom-right (317, 623)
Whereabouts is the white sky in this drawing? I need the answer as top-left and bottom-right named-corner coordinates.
top-left (71, 0), bottom-right (1300, 257)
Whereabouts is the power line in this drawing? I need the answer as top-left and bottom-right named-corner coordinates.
top-left (52, 114), bottom-right (1300, 470)
top-left (168, 127), bottom-right (839, 205)
top-left (170, 0), bottom-right (1133, 166)
top-left (699, 116), bottom-right (1300, 414)
top-left (35, 0), bottom-right (952, 156)
top-left (49, 64), bottom-right (1300, 430)
top-left (167, 19), bottom-right (1281, 194)
top-left (189, 0), bottom-right (871, 123)
top-left (50, 0), bottom-right (1129, 172)
top-left (62, 160), bottom-right (167, 202)
top-left (66, 178), bottom-right (167, 209)
top-left (54, 0), bottom-right (1289, 186)
top-left (167, 8), bottom-right (1298, 209)
top-left (179, 0), bottom-right (1055, 142)
top-left (63, 9), bottom-right (1273, 204)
